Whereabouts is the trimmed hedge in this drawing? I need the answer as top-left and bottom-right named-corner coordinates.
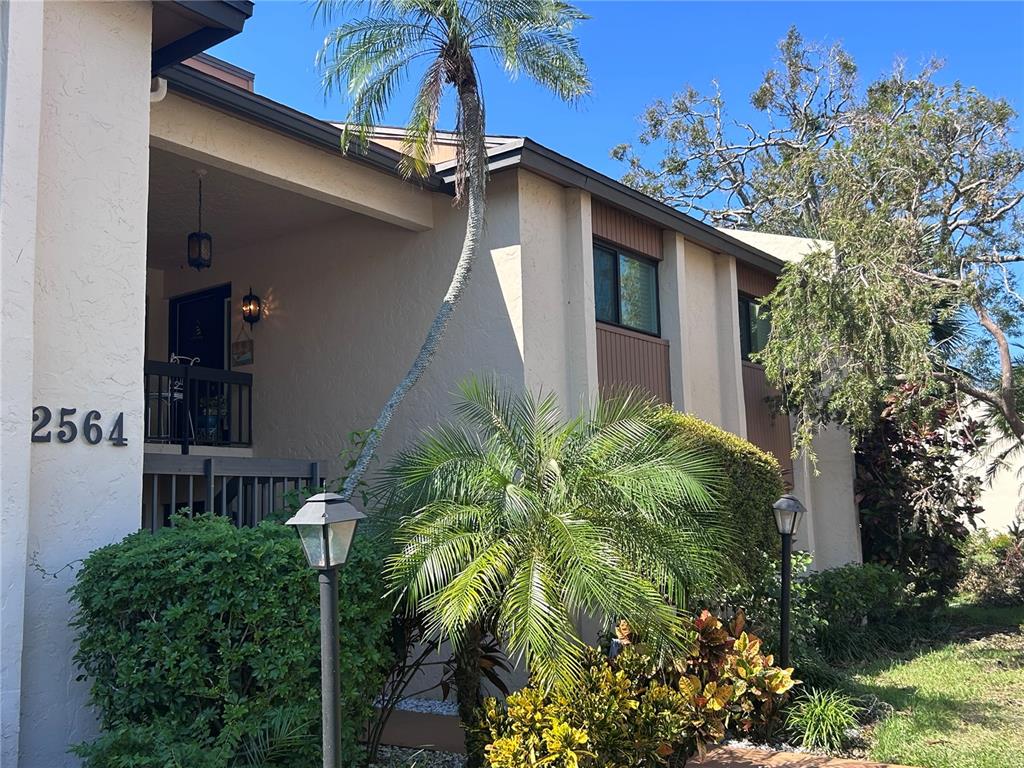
top-left (70, 515), bottom-right (393, 767)
top-left (661, 410), bottom-right (785, 577)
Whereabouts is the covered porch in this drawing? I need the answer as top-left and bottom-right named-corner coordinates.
top-left (142, 72), bottom-right (448, 528)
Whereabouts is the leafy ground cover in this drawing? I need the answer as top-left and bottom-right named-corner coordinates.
top-left (849, 606), bottom-right (1024, 768)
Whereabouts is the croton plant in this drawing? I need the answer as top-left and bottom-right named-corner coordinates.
top-left (478, 610), bottom-right (798, 767)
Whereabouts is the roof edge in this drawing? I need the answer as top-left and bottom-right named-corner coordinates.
top-left (160, 65), bottom-right (450, 193)
top-left (438, 139), bottom-right (785, 274)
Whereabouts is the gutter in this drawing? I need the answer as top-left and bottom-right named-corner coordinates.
top-left (436, 139), bottom-right (785, 274)
top-left (161, 65), bottom-right (450, 193)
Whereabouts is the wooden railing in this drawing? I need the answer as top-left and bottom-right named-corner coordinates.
top-left (596, 322), bottom-right (671, 403)
top-left (144, 360), bottom-right (252, 453)
top-left (142, 453), bottom-right (322, 531)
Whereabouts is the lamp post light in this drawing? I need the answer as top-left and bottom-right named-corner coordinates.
top-left (772, 494), bottom-right (806, 670)
top-left (285, 493), bottom-right (365, 768)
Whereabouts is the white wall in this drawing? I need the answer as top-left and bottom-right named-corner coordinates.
top-left (677, 243), bottom-right (745, 434)
top-left (4, 3), bottom-right (153, 766)
top-left (518, 171), bottom-right (598, 413)
top-left (791, 425), bottom-right (863, 570)
top-left (0, 2), bottom-right (44, 764)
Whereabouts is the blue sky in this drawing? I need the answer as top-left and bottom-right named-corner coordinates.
top-left (213, 1), bottom-right (1024, 180)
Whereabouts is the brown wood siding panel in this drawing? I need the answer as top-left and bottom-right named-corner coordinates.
top-left (742, 362), bottom-right (794, 483)
top-left (592, 200), bottom-right (662, 260)
top-left (736, 262), bottom-right (777, 298)
top-left (596, 323), bottom-right (671, 403)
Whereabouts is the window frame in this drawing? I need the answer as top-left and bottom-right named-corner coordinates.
top-left (593, 239), bottom-right (661, 337)
top-left (738, 291), bottom-right (770, 362)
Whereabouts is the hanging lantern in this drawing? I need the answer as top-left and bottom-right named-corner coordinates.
top-left (241, 286), bottom-right (262, 326)
top-left (187, 169), bottom-right (212, 270)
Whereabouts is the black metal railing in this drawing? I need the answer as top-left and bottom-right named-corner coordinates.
top-left (142, 454), bottom-right (322, 530)
top-left (144, 360), bottom-right (252, 453)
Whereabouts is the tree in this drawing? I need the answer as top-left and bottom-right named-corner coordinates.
top-left (856, 389), bottom-right (984, 599)
top-left (614, 27), bottom-right (1024, 456)
top-left (381, 378), bottom-right (734, 765)
top-left (316, 0), bottom-right (590, 502)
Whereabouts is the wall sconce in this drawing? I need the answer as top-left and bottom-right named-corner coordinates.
top-left (241, 286), bottom-right (262, 326)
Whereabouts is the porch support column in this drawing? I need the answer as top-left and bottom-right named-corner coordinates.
top-left (16, 3), bottom-right (153, 766)
top-left (563, 188), bottom-right (598, 414)
top-left (0, 2), bottom-right (44, 765)
top-left (659, 231), bottom-right (688, 410)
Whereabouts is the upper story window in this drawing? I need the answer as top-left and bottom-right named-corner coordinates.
top-left (739, 294), bottom-right (771, 361)
top-left (593, 243), bottom-right (659, 335)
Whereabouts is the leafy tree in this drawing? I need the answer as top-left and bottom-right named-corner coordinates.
top-left (315, 0), bottom-right (590, 502)
top-left (614, 27), bottom-right (1024, 457)
top-left (381, 378), bottom-right (734, 765)
top-left (856, 391), bottom-right (984, 599)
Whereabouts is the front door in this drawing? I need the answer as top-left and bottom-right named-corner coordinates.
top-left (168, 283), bottom-right (230, 369)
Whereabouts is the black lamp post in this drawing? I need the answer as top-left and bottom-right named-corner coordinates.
top-left (286, 493), bottom-right (365, 768)
top-left (772, 493), bottom-right (806, 669)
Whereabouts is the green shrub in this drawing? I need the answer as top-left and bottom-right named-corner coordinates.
top-left (717, 555), bottom-right (939, 669)
top-left (661, 411), bottom-right (785, 580)
top-left (71, 515), bottom-right (393, 767)
top-left (785, 688), bottom-right (860, 752)
top-left (958, 527), bottom-right (1024, 607)
top-left (477, 611), bottom-right (797, 767)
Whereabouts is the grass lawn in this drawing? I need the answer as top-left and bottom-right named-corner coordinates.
top-left (848, 606), bottom-right (1024, 768)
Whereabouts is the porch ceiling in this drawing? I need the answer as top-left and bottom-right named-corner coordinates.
top-left (147, 147), bottom-right (355, 267)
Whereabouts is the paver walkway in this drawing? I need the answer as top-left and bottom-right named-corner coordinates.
top-left (694, 746), bottom-right (914, 768)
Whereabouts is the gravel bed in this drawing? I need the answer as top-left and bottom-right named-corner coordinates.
top-left (390, 697), bottom-right (459, 716)
top-left (369, 745), bottom-right (465, 768)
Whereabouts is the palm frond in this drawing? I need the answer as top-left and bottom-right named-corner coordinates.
top-left (384, 381), bottom-right (739, 691)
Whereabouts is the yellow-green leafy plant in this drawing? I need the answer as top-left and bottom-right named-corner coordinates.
top-left (478, 612), bottom-right (797, 767)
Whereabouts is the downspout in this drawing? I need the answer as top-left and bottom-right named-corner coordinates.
top-left (150, 76), bottom-right (167, 103)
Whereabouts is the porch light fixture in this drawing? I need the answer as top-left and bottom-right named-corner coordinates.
top-left (241, 287), bottom-right (262, 326)
top-left (187, 169), bottom-right (212, 270)
top-left (285, 493), bottom-right (365, 768)
top-left (773, 494), bottom-right (806, 669)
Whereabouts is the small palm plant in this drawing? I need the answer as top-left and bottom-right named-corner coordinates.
top-left (315, 0), bottom-right (591, 503)
top-left (381, 378), bottom-right (736, 763)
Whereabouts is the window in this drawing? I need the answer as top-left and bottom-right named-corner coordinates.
top-left (593, 243), bottom-right (659, 335)
top-left (739, 294), bottom-right (771, 361)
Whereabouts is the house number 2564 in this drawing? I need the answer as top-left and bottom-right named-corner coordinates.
top-left (31, 407), bottom-right (128, 446)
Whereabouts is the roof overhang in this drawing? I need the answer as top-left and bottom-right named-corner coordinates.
top-left (437, 139), bottom-right (785, 274)
top-left (152, 1), bottom-right (254, 75)
top-left (161, 65), bottom-right (449, 191)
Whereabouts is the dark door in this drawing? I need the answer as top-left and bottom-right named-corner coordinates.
top-left (168, 284), bottom-right (230, 369)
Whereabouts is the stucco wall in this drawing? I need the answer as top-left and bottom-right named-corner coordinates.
top-left (1, 2), bottom-right (44, 765)
top-left (11, 3), bottom-right (153, 766)
top-left (678, 243), bottom-right (745, 434)
top-left (153, 169), bottom-right (526, 482)
top-left (790, 425), bottom-right (863, 570)
top-left (517, 171), bottom-right (598, 412)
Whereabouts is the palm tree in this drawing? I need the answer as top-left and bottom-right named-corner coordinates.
top-left (315, 0), bottom-right (590, 503)
top-left (381, 378), bottom-right (736, 763)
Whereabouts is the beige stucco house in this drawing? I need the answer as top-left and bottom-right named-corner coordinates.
top-left (0, 2), bottom-right (860, 765)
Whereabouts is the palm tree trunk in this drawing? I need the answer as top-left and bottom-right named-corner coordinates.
top-left (455, 621), bottom-right (485, 768)
top-left (338, 75), bottom-right (487, 504)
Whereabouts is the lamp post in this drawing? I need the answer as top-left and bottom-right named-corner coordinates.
top-left (772, 494), bottom-right (806, 669)
top-left (285, 493), bottom-right (365, 768)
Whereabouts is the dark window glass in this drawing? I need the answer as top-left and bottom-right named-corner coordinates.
top-left (593, 245), bottom-right (618, 324)
top-left (592, 243), bottom-right (659, 335)
top-left (739, 295), bottom-right (771, 360)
